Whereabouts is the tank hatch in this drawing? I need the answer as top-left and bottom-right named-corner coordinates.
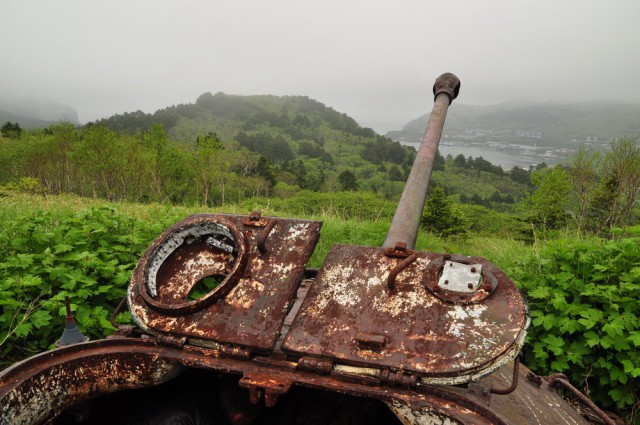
top-left (128, 213), bottom-right (322, 352)
top-left (281, 244), bottom-right (529, 384)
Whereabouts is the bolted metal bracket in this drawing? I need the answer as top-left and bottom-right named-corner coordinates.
top-left (243, 210), bottom-right (269, 227)
top-left (467, 382), bottom-right (492, 406)
top-left (384, 241), bottom-right (414, 258)
top-left (424, 254), bottom-right (498, 304)
top-left (239, 373), bottom-right (292, 408)
top-left (438, 261), bottom-right (483, 293)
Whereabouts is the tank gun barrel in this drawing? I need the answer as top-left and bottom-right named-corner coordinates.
top-left (383, 72), bottom-right (460, 250)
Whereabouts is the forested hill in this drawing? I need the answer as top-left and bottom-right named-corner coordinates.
top-left (387, 101), bottom-right (640, 147)
top-left (97, 92), bottom-right (377, 142)
top-left (93, 91), bottom-right (415, 176)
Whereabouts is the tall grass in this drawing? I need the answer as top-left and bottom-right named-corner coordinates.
top-left (0, 192), bottom-right (532, 270)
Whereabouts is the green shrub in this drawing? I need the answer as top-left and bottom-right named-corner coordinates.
top-left (459, 203), bottom-right (529, 238)
top-left (421, 187), bottom-right (468, 238)
top-left (0, 206), bottom-right (174, 366)
top-left (511, 234), bottom-right (640, 421)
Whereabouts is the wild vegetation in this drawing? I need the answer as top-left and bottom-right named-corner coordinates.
top-left (0, 93), bottom-right (639, 422)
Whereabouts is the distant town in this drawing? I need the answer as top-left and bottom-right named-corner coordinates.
top-left (394, 127), bottom-right (618, 170)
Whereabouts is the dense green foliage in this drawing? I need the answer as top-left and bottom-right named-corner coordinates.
top-left (1, 121), bottom-right (23, 139)
top-left (0, 122), bottom-right (274, 205)
top-left (0, 205), bottom-right (181, 364)
top-left (0, 94), bottom-right (421, 206)
top-left (526, 139), bottom-right (640, 236)
top-left (512, 231), bottom-right (640, 420)
top-left (0, 191), bottom-right (639, 422)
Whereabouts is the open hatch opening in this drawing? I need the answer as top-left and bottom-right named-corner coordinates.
top-left (52, 369), bottom-right (404, 425)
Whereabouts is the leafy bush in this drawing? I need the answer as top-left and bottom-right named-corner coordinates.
top-left (459, 203), bottom-right (529, 238)
top-left (0, 206), bottom-right (174, 366)
top-left (511, 233), bottom-right (640, 421)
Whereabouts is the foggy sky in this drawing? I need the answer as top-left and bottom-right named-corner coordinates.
top-left (1, 0), bottom-right (639, 133)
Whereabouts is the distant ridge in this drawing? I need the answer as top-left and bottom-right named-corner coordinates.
top-left (0, 99), bottom-right (79, 128)
top-left (0, 110), bottom-right (59, 129)
top-left (386, 101), bottom-right (640, 147)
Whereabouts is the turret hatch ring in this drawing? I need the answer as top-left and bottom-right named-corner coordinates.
top-left (136, 216), bottom-right (248, 315)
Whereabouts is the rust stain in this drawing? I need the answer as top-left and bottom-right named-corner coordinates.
top-left (282, 244), bottom-right (529, 382)
top-left (128, 214), bottom-right (322, 351)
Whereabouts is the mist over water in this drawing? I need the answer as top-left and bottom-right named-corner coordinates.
top-left (400, 142), bottom-right (563, 170)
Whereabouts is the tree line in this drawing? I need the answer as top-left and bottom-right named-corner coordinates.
top-left (0, 122), bottom-right (411, 205)
top-left (527, 138), bottom-right (640, 235)
top-left (2, 118), bottom-right (638, 238)
top-left (420, 139), bottom-right (640, 239)
top-left (0, 123), bottom-right (272, 205)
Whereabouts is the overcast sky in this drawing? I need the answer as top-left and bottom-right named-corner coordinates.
top-left (1, 0), bottom-right (639, 132)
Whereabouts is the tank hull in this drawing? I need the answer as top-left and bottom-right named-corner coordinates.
top-left (1, 337), bottom-right (592, 425)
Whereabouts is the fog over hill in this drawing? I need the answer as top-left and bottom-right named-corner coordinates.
top-left (0, 98), bottom-right (79, 128)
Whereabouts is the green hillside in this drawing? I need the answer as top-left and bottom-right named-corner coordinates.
top-left (93, 92), bottom-right (417, 197)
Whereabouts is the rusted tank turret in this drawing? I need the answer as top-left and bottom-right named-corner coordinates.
top-left (0, 74), bottom-right (618, 425)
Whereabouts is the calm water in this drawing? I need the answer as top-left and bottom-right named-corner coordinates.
top-left (401, 142), bottom-right (563, 170)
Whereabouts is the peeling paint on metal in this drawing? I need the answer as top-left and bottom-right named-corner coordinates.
top-left (127, 214), bottom-right (322, 351)
top-left (282, 244), bottom-right (530, 383)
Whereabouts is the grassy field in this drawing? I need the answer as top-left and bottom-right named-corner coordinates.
top-left (0, 192), bottom-right (533, 270)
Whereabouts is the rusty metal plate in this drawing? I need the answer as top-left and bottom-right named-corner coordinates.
top-left (282, 244), bottom-right (528, 382)
top-left (128, 214), bottom-right (321, 352)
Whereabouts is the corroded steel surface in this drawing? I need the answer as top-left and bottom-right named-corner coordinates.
top-left (282, 244), bottom-right (529, 383)
top-left (0, 340), bottom-right (182, 425)
top-left (467, 361), bottom-right (608, 425)
top-left (128, 213), bottom-right (321, 351)
top-left (0, 338), bottom-right (594, 425)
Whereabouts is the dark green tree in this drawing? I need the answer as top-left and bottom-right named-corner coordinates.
top-left (338, 170), bottom-right (359, 191)
top-left (530, 167), bottom-right (572, 230)
top-left (1, 122), bottom-right (23, 139)
top-left (388, 165), bottom-right (404, 181)
top-left (508, 166), bottom-right (532, 185)
top-left (421, 187), bottom-right (467, 237)
top-left (586, 174), bottom-right (618, 234)
top-left (254, 155), bottom-right (276, 187)
top-left (453, 154), bottom-right (467, 168)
